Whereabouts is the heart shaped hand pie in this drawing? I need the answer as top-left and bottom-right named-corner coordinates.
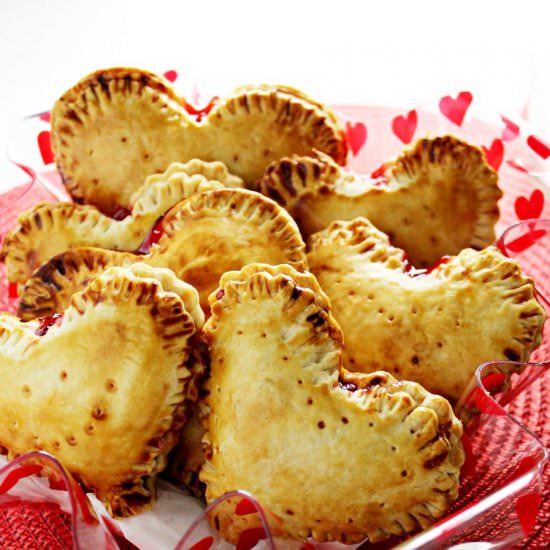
top-left (258, 135), bottom-right (502, 267)
top-left (1, 160), bottom-right (242, 285)
top-left (18, 189), bottom-right (307, 319)
top-left (307, 218), bottom-right (546, 401)
top-left (200, 263), bottom-right (463, 544)
top-left (52, 68), bottom-right (347, 216)
top-left (0, 263), bottom-right (204, 518)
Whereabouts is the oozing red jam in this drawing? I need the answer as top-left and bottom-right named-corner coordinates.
top-left (370, 163), bottom-right (389, 186)
top-left (111, 207), bottom-right (131, 221)
top-left (137, 216), bottom-right (165, 253)
top-left (35, 313), bottom-right (63, 336)
top-left (404, 255), bottom-right (451, 278)
top-left (183, 96), bottom-right (219, 122)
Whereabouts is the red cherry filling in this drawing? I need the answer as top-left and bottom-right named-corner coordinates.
top-left (111, 207), bottom-right (131, 221)
top-left (35, 313), bottom-right (63, 336)
top-left (183, 96), bottom-right (219, 122)
top-left (370, 163), bottom-right (389, 186)
top-left (137, 216), bottom-right (165, 254)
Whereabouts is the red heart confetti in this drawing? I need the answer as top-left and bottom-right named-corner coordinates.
top-left (39, 111), bottom-right (51, 123)
top-left (515, 189), bottom-right (545, 220)
top-left (37, 130), bottom-right (54, 164)
top-left (345, 121), bottom-right (367, 156)
top-left (235, 496), bottom-right (258, 516)
top-left (188, 536), bottom-right (214, 550)
top-left (163, 70), bottom-right (178, 83)
top-left (392, 109), bottom-right (417, 144)
top-left (463, 382), bottom-right (506, 416)
top-left (507, 158), bottom-right (529, 173)
top-left (481, 139), bottom-right (504, 171)
top-left (236, 528), bottom-right (267, 550)
top-left (527, 134), bottom-right (550, 160)
top-left (480, 372), bottom-right (506, 393)
top-left (516, 492), bottom-right (542, 536)
top-left (505, 228), bottom-right (547, 253)
top-left (501, 115), bottom-right (520, 141)
top-left (439, 91), bottom-right (473, 127)
top-left (8, 282), bottom-right (18, 299)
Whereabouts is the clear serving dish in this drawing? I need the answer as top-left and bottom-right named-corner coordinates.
top-left (0, 85), bottom-right (549, 549)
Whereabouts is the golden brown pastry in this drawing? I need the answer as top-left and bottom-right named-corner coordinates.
top-left (307, 218), bottom-right (546, 401)
top-left (1, 160), bottom-right (242, 285)
top-left (0, 263), bottom-right (204, 518)
top-left (200, 263), bottom-right (464, 544)
top-left (52, 67), bottom-right (348, 216)
top-left (18, 189), bottom-right (308, 319)
top-left (258, 135), bottom-right (502, 267)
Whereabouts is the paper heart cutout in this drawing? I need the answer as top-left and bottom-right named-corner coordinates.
top-left (1, 160), bottom-right (243, 285)
top-left (481, 139), bottom-right (504, 171)
top-left (163, 69), bottom-right (178, 82)
top-left (37, 130), bottom-right (54, 164)
top-left (392, 110), bottom-right (417, 144)
top-left (259, 136), bottom-right (501, 267)
top-left (0, 264), bottom-right (204, 518)
top-left (504, 228), bottom-right (547, 253)
top-left (52, 68), bottom-right (347, 216)
top-left (515, 189), bottom-right (545, 220)
top-left (516, 492), bottom-right (542, 536)
top-left (200, 263), bottom-right (464, 544)
top-left (307, 218), bottom-right (545, 401)
top-left (345, 121), bottom-right (367, 156)
top-left (18, 188), bottom-right (307, 319)
top-left (188, 536), bottom-right (214, 550)
top-left (236, 528), bottom-right (269, 550)
top-left (527, 134), bottom-right (550, 160)
top-left (501, 115), bottom-right (520, 141)
top-left (439, 92), bottom-right (473, 126)
top-left (507, 158), bottom-right (529, 173)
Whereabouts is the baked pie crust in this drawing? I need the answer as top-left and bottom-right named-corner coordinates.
top-left (258, 135), bottom-right (502, 267)
top-left (1, 160), bottom-right (241, 285)
top-left (200, 263), bottom-right (464, 543)
top-left (52, 67), bottom-right (348, 216)
top-left (0, 263), bottom-right (204, 517)
top-left (307, 218), bottom-right (546, 401)
top-left (17, 189), bottom-right (308, 319)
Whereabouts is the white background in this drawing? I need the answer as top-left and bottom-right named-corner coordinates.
top-left (0, 0), bottom-right (549, 188)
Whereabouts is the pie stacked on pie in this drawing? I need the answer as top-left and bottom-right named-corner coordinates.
top-left (0, 67), bottom-right (546, 545)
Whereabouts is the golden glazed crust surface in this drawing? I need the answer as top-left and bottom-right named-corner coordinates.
top-left (0, 263), bottom-right (204, 517)
top-left (258, 135), bottom-right (502, 267)
top-left (52, 67), bottom-right (347, 216)
top-left (307, 218), bottom-right (546, 401)
top-left (17, 189), bottom-right (308, 319)
top-left (200, 263), bottom-right (463, 544)
top-left (1, 160), bottom-right (241, 285)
